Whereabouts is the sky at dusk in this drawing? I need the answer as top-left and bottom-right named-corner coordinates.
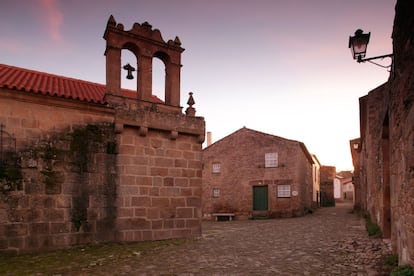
top-left (1, 0), bottom-right (396, 171)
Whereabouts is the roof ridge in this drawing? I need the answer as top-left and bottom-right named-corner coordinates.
top-left (241, 126), bottom-right (303, 144)
top-left (203, 127), bottom-right (315, 165)
top-left (205, 127), bottom-right (303, 150)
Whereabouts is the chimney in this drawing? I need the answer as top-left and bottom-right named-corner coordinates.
top-left (207, 131), bottom-right (212, 146)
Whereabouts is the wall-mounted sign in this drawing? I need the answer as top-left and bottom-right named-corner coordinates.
top-left (292, 191), bottom-right (298, 196)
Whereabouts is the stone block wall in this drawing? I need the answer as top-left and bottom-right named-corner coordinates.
top-left (0, 92), bottom-right (117, 253)
top-left (0, 90), bottom-right (114, 149)
top-left (298, 146), bottom-right (314, 211)
top-left (352, 0), bottom-right (414, 266)
top-left (357, 84), bottom-right (390, 235)
top-left (388, 0), bottom-right (414, 264)
top-left (115, 127), bottom-right (202, 241)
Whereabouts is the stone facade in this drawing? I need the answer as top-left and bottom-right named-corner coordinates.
top-left (351, 0), bottom-right (414, 266)
top-left (115, 128), bottom-right (203, 242)
top-left (320, 166), bottom-right (336, 206)
top-left (0, 16), bottom-right (205, 254)
top-left (202, 127), bottom-right (316, 220)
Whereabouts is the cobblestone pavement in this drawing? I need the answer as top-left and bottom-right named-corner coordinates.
top-left (84, 202), bottom-right (392, 275)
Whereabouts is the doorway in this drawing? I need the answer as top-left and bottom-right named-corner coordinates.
top-left (253, 186), bottom-right (268, 211)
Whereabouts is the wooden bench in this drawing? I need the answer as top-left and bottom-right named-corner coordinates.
top-left (212, 213), bottom-right (235, 221)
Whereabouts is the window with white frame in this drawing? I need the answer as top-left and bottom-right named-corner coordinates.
top-left (277, 184), bottom-right (291, 198)
top-left (212, 162), bottom-right (221, 173)
top-left (265, 152), bottom-right (278, 168)
top-left (212, 188), bottom-right (220, 198)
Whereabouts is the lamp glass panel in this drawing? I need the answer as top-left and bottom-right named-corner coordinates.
top-left (352, 43), bottom-right (368, 58)
top-left (350, 32), bottom-right (370, 59)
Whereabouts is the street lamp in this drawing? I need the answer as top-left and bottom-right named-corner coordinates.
top-left (348, 29), bottom-right (393, 68)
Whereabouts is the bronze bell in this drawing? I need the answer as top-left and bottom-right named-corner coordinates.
top-left (123, 63), bottom-right (136, 80)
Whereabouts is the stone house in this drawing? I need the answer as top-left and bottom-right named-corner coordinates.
top-left (319, 166), bottom-right (336, 207)
top-left (334, 171), bottom-right (354, 202)
top-left (0, 16), bottom-right (205, 254)
top-left (350, 0), bottom-right (414, 266)
top-left (202, 127), bottom-right (316, 220)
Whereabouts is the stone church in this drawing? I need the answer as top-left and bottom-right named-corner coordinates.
top-left (351, 0), bottom-right (414, 267)
top-left (0, 16), bottom-right (205, 254)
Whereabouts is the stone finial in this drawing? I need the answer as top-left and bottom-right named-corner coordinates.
top-left (174, 36), bottom-right (182, 46)
top-left (142, 21), bottom-right (152, 30)
top-left (187, 92), bottom-right (195, 106)
top-left (185, 92), bottom-right (196, 116)
top-left (107, 15), bottom-right (116, 26)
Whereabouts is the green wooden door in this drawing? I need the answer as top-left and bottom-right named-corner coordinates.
top-left (253, 186), bottom-right (268, 211)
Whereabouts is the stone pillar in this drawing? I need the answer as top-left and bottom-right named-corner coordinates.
top-left (105, 46), bottom-right (121, 96)
top-left (165, 62), bottom-right (181, 106)
top-left (138, 55), bottom-right (152, 101)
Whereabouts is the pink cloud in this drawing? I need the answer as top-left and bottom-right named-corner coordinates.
top-left (0, 39), bottom-right (28, 52)
top-left (40, 0), bottom-right (63, 42)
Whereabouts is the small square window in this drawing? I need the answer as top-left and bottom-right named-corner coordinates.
top-left (212, 163), bottom-right (221, 173)
top-left (265, 152), bottom-right (278, 168)
top-left (277, 184), bottom-right (291, 198)
top-left (213, 188), bottom-right (220, 198)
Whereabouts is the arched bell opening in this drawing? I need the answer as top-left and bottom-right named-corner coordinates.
top-left (121, 49), bottom-right (138, 93)
top-left (152, 56), bottom-right (166, 103)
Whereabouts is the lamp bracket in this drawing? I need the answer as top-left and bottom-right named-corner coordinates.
top-left (357, 53), bottom-right (393, 63)
top-left (357, 53), bottom-right (394, 70)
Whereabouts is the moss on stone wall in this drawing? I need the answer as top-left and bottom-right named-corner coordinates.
top-left (5, 123), bottom-right (117, 233)
top-left (36, 143), bottom-right (65, 194)
top-left (40, 170), bottom-right (64, 194)
top-left (68, 124), bottom-right (117, 232)
top-left (0, 165), bottom-right (22, 197)
top-left (70, 124), bottom-right (117, 170)
top-left (71, 125), bottom-right (101, 172)
top-left (0, 149), bottom-right (22, 197)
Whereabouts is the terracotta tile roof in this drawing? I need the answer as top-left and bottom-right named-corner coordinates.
top-left (0, 63), bottom-right (163, 104)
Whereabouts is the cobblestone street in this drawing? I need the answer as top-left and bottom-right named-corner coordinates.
top-left (75, 202), bottom-right (391, 275)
